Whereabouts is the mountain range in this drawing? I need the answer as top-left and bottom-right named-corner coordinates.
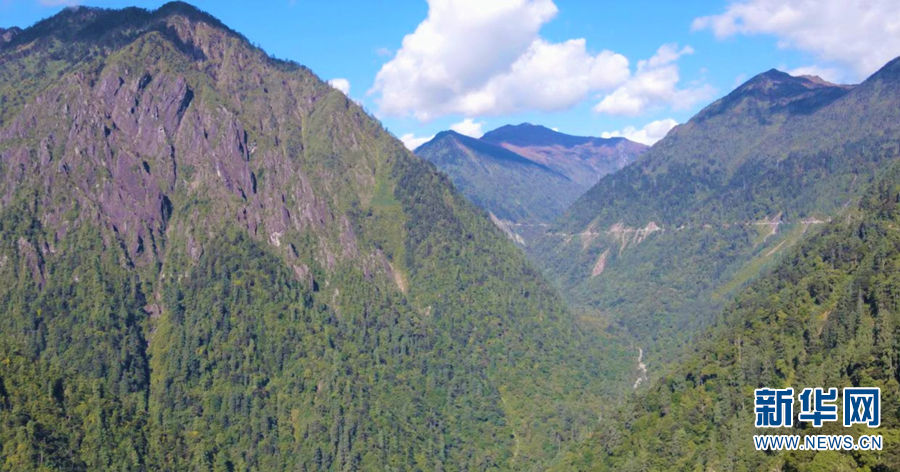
top-left (479, 124), bottom-right (646, 188)
top-left (531, 65), bottom-right (900, 367)
top-left (524, 59), bottom-right (900, 472)
top-left (3, 2), bottom-right (900, 471)
top-left (415, 124), bottom-right (644, 243)
top-left (0, 4), bottom-right (632, 470)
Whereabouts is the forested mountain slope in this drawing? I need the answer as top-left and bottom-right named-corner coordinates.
top-left (0, 4), bottom-right (633, 470)
top-left (415, 130), bottom-right (577, 229)
top-left (554, 150), bottom-right (900, 472)
top-left (416, 125), bottom-right (643, 244)
top-left (532, 66), bottom-right (900, 366)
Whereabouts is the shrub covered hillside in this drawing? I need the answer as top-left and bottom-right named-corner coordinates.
top-left (533, 66), bottom-right (900, 368)
top-left (554, 159), bottom-right (900, 471)
top-left (0, 3), bottom-right (633, 470)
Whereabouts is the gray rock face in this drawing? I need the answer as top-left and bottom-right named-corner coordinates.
top-left (0, 11), bottom-right (392, 286)
top-left (0, 27), bottom-right (21, 47)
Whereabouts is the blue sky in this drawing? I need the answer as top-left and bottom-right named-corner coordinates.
top-left (3, 0), bottom-right (900, 147)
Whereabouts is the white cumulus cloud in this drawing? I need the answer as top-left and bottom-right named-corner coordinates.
top-left (328, 78), bottom-right (351, 95)
top-left (370, 0), bottom-right (630, 120)
top-left (693, 0), bottom-right (900, 80)
top-left (449, 118), bottom-right (485, 138)
top-left (601, 118), bottom-right (679, 146)
top-left (400, 133), bottom-right (435, 151)
top-left (594, 44), bottom-right (715, 116)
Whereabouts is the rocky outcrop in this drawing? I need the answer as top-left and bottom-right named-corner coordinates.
top-left (0, 27), bottom-right (21, 47)
top-left (0, 6), bottom-right (398, 290)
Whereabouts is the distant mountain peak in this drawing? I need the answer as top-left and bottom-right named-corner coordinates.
top-left (416, 123), bottom-right (644, 227)
top-left (507, 122), bottom-right (549, 131)
top-left (734, 69), bottom-right (840, 95)
top-left (430, 129), bottom-right (466, 141)
top-left (696, 68), bottom-right (853, 121)
top-left (4, 1), bottom-right (245, 53)
top-left (416, 130), bottom-right (465, 152)
top-left (417, 129), bottom-right (555, 171)
top-left (157, 0), bottom-right (208, 14)
top-left (50, 1), bottom-right (208, 20)
top-left (0, 26), bottom-right (21, 46)
top-left (481, 123), bottom-right (633, 149)
top-left (153, 1), bottom-right (238, 30)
